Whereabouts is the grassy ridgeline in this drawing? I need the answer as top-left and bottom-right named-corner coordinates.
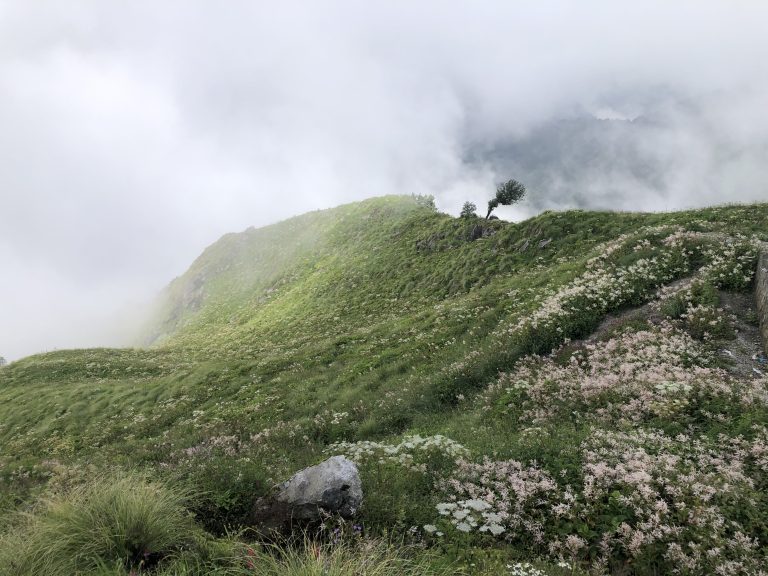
top-left (1, 196), bottom-right (767, 574)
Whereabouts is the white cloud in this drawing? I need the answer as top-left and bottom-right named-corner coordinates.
top-left (1, 0), bottom-right (767, 359)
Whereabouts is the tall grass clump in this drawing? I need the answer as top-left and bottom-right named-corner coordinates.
top-left (244, 536), bottom-right (451, 576)
top-left (0, 473), bottom-right (208, 575)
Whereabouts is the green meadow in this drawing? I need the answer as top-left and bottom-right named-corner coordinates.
top-left (1, 196), bottom-right (767, 575)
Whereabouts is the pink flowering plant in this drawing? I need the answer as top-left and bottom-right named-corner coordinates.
top-left (421, 230), bottom-right (768, 573)
top-left (485, 325), bottom-right (767, 428)
top-left (432, 388), bottom-right (767, 574)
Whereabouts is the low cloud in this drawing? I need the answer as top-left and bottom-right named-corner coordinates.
top-left (1, 1), bottom-right (767, 359)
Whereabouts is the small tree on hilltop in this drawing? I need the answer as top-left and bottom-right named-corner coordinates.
top-left (460, 201), bottom-right (477, 219)
top-left (486, 178), bottom-right (526, 219)
top-left (0, 356), bottom-right (6, 367)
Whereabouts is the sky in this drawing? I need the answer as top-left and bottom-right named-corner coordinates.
top-left (1, 1), bottom-right (768, 361)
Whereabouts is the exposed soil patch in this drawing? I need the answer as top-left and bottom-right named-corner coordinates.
top-left (584, 305), bottom-right (653, 344)
top-left (585, 278), bottom-right (695, 344)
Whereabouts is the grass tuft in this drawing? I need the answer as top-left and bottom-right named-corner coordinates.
top-left (244, 536), bottom-right (452, 576)
top-left (0, 473), bottom-right (206, 575)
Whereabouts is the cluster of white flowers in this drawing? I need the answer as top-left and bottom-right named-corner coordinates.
top-left (661, 228), bottom-right (710, 248)
top-left (330, 412), bottom-right (348, 424)
top-left (654, 381), bottom-right (693, 395)
top-left (579, 428), bottom-right (763, 573)
top-left (698, 237), bottom-right (760, 289)
top-left (435, 457), bottom-right (566, 546)
top-left (313, 409), bottom-right (352, 428)
top-left (585, 232), bottom-right (635, 265)
top-left (505, 562), bottom-right (548, 576)
top-left (496, 230), bottom-right (760, 355)
top-left (655, 235), bottom-right (759, 307)
top-left (502, 232), bottom-right (687, 338)
top-left (633, 238), bottom-right (652, 252)
top-left (326, 434), bottom-right (469, 472)
top-left (436, 499), bottom-right (506, 535)
top-left (421, 523), bottom-right (444, 537)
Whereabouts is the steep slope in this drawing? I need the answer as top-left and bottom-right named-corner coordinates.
top-left (1, 197), bottom-right (768, 574)
top-left (142, 196), bottom-right (430, 346)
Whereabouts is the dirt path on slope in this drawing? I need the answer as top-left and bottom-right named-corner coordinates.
top-left (756, 246), bottom-right (768, 357)
top-left (582, 287), bottom-right (767, 379)
top-left (718, 290), bottom-right (767, 379)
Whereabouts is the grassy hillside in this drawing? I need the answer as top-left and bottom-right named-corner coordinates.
top-left (1, 195), bottom-right (767, 575)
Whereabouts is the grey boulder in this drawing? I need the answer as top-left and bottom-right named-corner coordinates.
top-left (252, 455), bottom-right (362, 529)
top-left (277, 455), bottom-right (362, 519)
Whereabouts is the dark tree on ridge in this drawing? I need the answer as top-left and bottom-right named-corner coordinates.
top-left (486, 179), bottom-right (526, 219)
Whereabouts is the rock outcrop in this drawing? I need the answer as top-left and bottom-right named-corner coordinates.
top-left (467, 222), bottom-right (496, 241)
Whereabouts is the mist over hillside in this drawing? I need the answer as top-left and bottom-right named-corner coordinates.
top-left (467, 94), bottom-right (768, 214)
top-left (3, 2), bottom-right (768, 360)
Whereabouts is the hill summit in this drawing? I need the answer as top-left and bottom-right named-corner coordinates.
top-left (1, 196), bottom-right (768, 575)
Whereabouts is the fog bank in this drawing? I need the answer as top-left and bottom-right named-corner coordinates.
top-left (2, 1), bottom-right (767, 360)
